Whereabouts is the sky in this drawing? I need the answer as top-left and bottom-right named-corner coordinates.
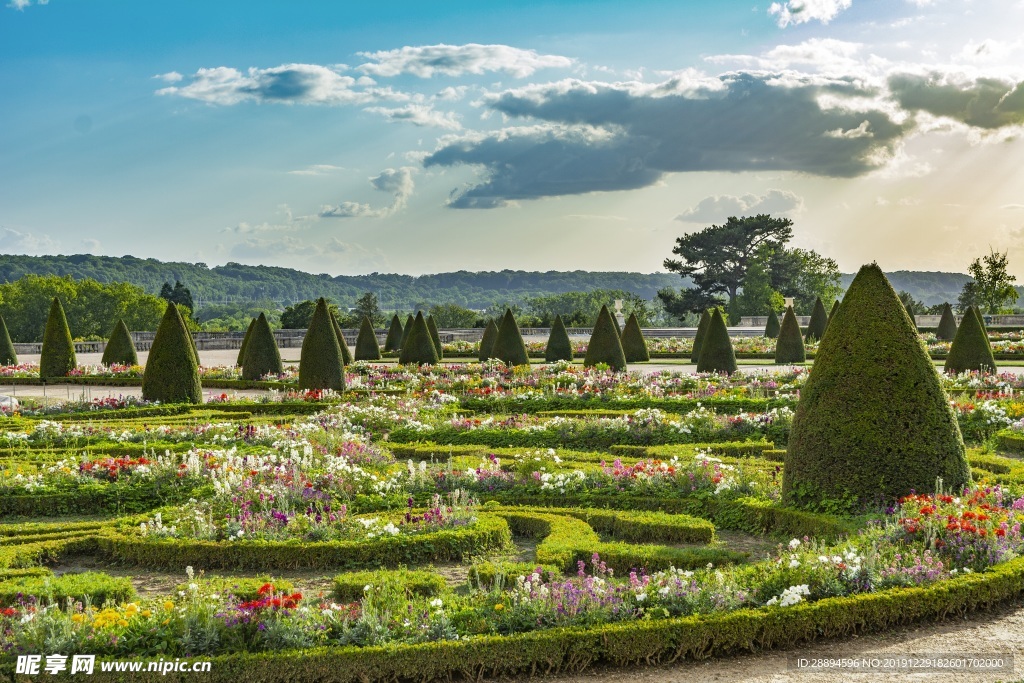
top-left (2, 0), bottom-right (1024, 277)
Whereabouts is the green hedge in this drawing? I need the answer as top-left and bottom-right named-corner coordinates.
top-left (0, 570), bottom-right (135, 607)
top-left (95, 514), bottom-right (512, 570)
top-left (332, 568), bottom-right (446, 602)
top-left (174, 576), bottom-right (295, 603)
top-left (467, 561), bottom-right (561, 589)
top-left (459, 395), bottom-right (793, 415)
top-left (29, 556), bottom-right (1024, 683)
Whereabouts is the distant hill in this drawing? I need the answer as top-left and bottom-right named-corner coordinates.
top-left (0, 254), bottom-right (684, 310)
top-left (838, 271), bottom-right (972, 306)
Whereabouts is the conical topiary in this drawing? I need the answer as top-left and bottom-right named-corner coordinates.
top-left (821, 300), bottom-right (841, 339)
top-left (399, 312), bottom-right (439, 365)
top-left (491, 309), bottom-right (530, 367)
top-left (40, 297), bottom-right (77, 380)
top-left (774, 307), bottom-right (806, 364)
top-left (583, 305), bottom-right (627, 370)
top-left (544, 314), bottom-right (574, 362)
top-left (935, 303), bottom-right (958, 341)
top-left (0, 315), bottom-right (18, 366)
top-left (621, 313), bottom-right (649, 362)
top-left (299, 298), bottom-right (344, 391)
top-left (695, 309), bottom-right (737, 374)
top-left (478, 319), bottom-right (499, 362)
top-left (330, 311), bottom-right (353, 365)
top-left (400, 315), bottom-right (414, 350)
top-left (804, 297), bottom-right (828, 342)
top-left (690, 309), bottom-right (712, 363)
top-left (764, 309), bottom-right (781, 339)
top-left (236, 318), bottom-right (256, 366)
top-left (944, 306), bottom-right (996, 373)
top-left (973, 305), bottom-right (989, 336)
top-left (355, 316), bottom-right (382, 361)
top-left (241, 312), bottom-right (283, 380)
top-left (612, 312), bottom-right (622, 338)
top-left (782, 263), bottom-right (969, 510)
top-left (141, 302), bottom-right (201, 403)
top-left (383, 315), bottom-right (403, 352)
top-left (101, 319), bottom-right (139, 367)
top-left (426, 315), bottom-right (444, 359)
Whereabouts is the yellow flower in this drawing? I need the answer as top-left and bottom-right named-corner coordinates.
top-left (161, 618), bottom-right (170, 625)
top-left (494, 604), bottom-right (504, 611)
top-left (71, 614), bottom-right (85, 624)
top-left (124, 603), bottom-right (139, 616)
top-left (141, 610), bottom-right (152, 618)
top-left (163, 601), bottom-right (174, 611)
top-left (118, 619), bottom-right (129, 627)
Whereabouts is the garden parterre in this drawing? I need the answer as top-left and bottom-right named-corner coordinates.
top-left (3, 364), bottom-right (1024, 681)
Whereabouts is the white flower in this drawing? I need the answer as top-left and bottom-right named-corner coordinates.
top-left (430, 598), bottom-right (443, 608)
top-left (186, 566), bottom-right (194, 580)
top-left (788, 539), bottom-right (801, 549)
top-left (635, 592), bottom-right (647, 603)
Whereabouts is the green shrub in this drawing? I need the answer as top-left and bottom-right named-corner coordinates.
top-left (0, 314), bottom-right (17, 366)
top-left (0, 570), bottom-right (135, 607)
top-left (691, 309), bottom-right (711, 362)
top-left (383, 315), bottom-right (403, 352)
top-left (936, 303), bottom-right (958, 341)
top-left (944, 306), bottom-right (996, 374)
top-left (399, 314), bottom-right (414, 350)
top-left (241, 312), bottom-right (283, 381)
top-left (696, 309), bottom-right (736, 374)
top-left (822, 300), bottom-right (840, 339)
top-left (332, 568), bottom-right (446, 602)
top-left (39, 297), bottom-right (77, 379)
top-left (774, 307), bottom-right (806, 364)
top-left (399, 312), bottom-right (440, 366)
top-left (468, 561), bottom-right (561, 589)
top-left (298, 298), bottom-right (345, 391)
top-left (621, 313), bottom-right (649, 362)
top-left (330, 311), bottom-right (353, 366)
top-left (175, 576), bottom-right (295, 602)
top-left (544, 314), bottom-right (574, 362)
top-left (354, 316), bottom-right (382, 361)
top-left (101, 318), bottom-right (139, 367)
top-left (491, 309), bottom-right (530, 367)
top-left (426, 315), bottom-right (444, 359)
top-left (478, 319), bottom-right (499, 362)
top-left (804, 297), bottom-right (828, 342)
top-left (764, 309), bottom-right (780, 339)
top-left (236, 317), bottom-right (256, 366)
top-left (583, 305), bottom-right (626, 371)
top-left (142, 303), bottom-right (202, 404)
top-left (783, 263), bottom-right (970, 510)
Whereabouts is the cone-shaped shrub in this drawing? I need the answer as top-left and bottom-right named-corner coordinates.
top-left (400, 315), bottom-right (414, 349)
top-left (383, 315), bottom-right (403, 352)
top-left (944, 306), bottom-right (996, 373)
top-left (426, 315), bottom-right (444, 359)
top-left (330, 311), bottom-right (353, 366)
top-left (101, 319), bottom-right (138, 367)
top-left (690, 310), bottom-right (711, 363)
top-left (355, 316), bottom-right (382, 361)
top-left (0, 315), bottom-right (18, 366)
top-left (142, 303), bottom-right (201, 403)
top-left (236, 318), bottom-right (256, 366)
top-left (40, 297), bottom-right (77, 379)
top-left (621, 313), bottom-right (649, 362)
top-left (492, 309), bottom-right (530, 367)
top-left (764, 309), bottom-right (781, 339)
top-left (241, 312), bottom-right (283, 380)
top-left (612, 312), bottom-right (622, 337)
top-left (804, 297), bottom-right (828, 342)
top-left (299, 298), bottom-right (344, 391)
top-left (583, 305), bottom-right (627, 370)
top-left (544, 315), bottom-right (573, 362)
top-left (478, 319), bottom-right (499, 362)
top-left (783, 263), bottom-right (969, 510)
top-left (973, 306), bottom-right (989, 335)
top-left (695, 309), bottom-right (737, 374)
top-left (399, 312), bottom-right (439, 365)
top-left (774, 307), bottom-right (806, 364)
top-left (935, 303), bottom-right (958, 341)
top-left (821, 300), bottom-right (841, 339)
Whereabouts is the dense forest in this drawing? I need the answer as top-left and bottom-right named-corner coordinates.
top-left (0, 254), bottom-right (685, 309)
top-left (837, 271), bottom-right (976, 307)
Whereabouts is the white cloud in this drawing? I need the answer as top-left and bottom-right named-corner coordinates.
top-left (157, 64), bottom-right (367, 106)
top-left (230, 236), bottom-right (388, 270)
top-left (320, 167), bottom-right (417, 218)
top-left (6, 0), bottom-right (48, 10)
top-left (154, 71), bottom-right (184, 83)
top-left (0, 227), bottom-right (59, 254)
top-left (825, 120), bottom-right (873, 138)
top-left (676, 189), bottom-right (805, 223)
top-left (364, 103), bottom-right (461, 129)
top-left (956, 39), bottom-right (1023, 65)
top-left (357, 44), bottom-right (573, 78)
top-left (768, 0), bottom-right (852, 28)
top-left (287, 164), bottom-right (344, 176)
top-left (1002, 204), bottom-right (1024, 210)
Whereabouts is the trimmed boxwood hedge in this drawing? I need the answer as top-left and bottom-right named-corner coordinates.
top-left (241, 312), bottom-right (283, 381)
top-left (299, 298), bottom-right (345, 391)
top-left (383, 315), bottom-right (403, 353)
top-left (399, 312), bottom-right (440, 366)
top-left (945, 306), bottom-right (996, 374)
top-left (764, 309), bottom-right (780, 339)
top-left (39, 297), bottom-right (77, 379)
top-left (935, 302), bottom-right (957, 341)
top-left (236, 317), bottom-right (256, 366)
top-left (478, 319), bottom-right (499, 362)
top-left (426, 315), bottom-right (444, 360)
top-left (583, 305), bottom-right (626, 371)
top-left (691, 309), bottom-right (711, 363)
top-left (330, 310), bottom-right (354, 366)
top-left (822, 300), bottom-right (840, 339)
top-left (491, 309), bottom-right (530, 367)
top-left (621, 313), bottom-right (649, 363)
top-left (774, 307), bottom-right (805, 364)
top-left (354, 316), bottom-right (382, 361)
top-left (332, 568), bottom-right (446, 602)
top-left (804, 297), bottom-right (828, 342)
top-left (544, 314), bottom-right (574, 362)
top-left (0, 570), bottom-right (135, 607)
top-left (0, 314), bottom-right (16, 366)
top-left (695, 309), bottom-right (736, 374)
top-left (101, 319), bottom-right (139, 367)
top-left (399, 314), bottom-right (414, 350)
top-left (141, 303), bottom-right (202, 404)
top-left (783, 263), bottom-right (970, 510)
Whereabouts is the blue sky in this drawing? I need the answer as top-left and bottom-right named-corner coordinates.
top-left (2, 0), bottom-right (1024, 277)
